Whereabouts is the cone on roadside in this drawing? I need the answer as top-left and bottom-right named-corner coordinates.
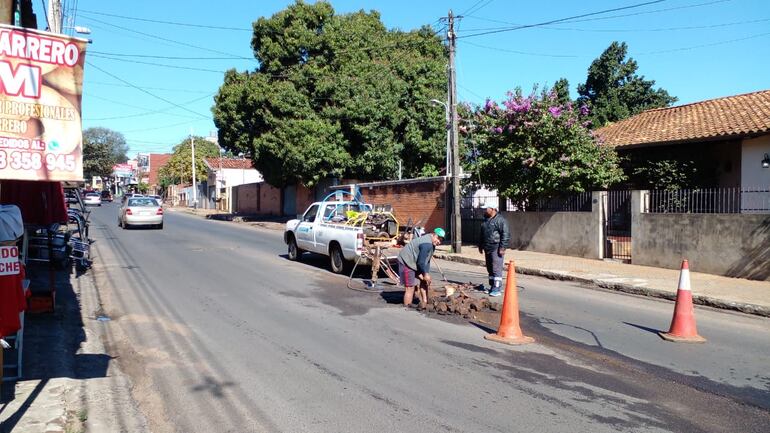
top-left (659, 260), bottom-right (706, 343)
top-left (484, 260), bottom-right (534, 346)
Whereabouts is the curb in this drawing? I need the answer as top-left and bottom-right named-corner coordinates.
top-left (433, 253), bottom-right (770, 318)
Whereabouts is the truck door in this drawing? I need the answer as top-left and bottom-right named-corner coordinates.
top-left (314, 203), bottom-right (341, 253)
top-left (296, 204), bottom-right (319, 251)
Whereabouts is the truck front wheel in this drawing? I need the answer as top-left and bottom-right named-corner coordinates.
top-left (288, 236), bottom-right (303, 261)
top-left (329, 244), bottom-right (345, 274)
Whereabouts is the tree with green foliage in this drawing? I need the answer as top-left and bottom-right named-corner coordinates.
top-left (551, 78), bottom-right (571, 105)
top-left (469, 88), bottom-right (625, 205)
top-left (158, 136), bottom-right (219, 186)
top-left (82, 127), bottom-right (128, 180)
top-left (213, 0), bottom-right (447, 187)
top-left (577, 41), bottom-right (676, 127)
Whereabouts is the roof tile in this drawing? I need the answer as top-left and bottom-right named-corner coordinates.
top-left (596, 90), bottom-right (770, 147)
top-left (204, 157), bottom-right (255, 170)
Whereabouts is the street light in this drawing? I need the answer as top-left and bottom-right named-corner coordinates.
top-left (430, 99), bottom-right (451, 177)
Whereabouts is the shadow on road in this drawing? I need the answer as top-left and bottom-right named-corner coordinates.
top-left (1, 261), bottom-right (109, 432)
top-left (622, 321), bottom-right (664, 335)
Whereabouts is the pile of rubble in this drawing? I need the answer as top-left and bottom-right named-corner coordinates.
top-left (425, 282), bottom-right (498, 317)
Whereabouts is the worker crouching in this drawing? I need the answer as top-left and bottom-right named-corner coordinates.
top-left (398, 228), bottom-right (445, 309)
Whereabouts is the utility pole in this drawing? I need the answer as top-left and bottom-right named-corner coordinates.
top-left (46, 0), bottom-right (61, 33)
top-left (191, 132), bottom-right (197, 209)
top-left (447, 10), bottom-right (462, 253)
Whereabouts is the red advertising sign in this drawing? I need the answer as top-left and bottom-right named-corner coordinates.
top-left (0, 246), bottom-right (20, 275)
top-left (0, 24), bottom-right (87, 181)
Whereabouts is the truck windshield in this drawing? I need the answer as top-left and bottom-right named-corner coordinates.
top-left (323, 203), bottom-right (371, 222)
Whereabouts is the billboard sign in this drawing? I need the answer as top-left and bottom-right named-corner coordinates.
top-left (0, 25), bottom-right (87, 181)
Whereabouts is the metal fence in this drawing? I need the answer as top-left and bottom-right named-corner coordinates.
top-left (460, 192), bottom-right (592, 212)
top-left (646, 187), bottom-right (770, 214)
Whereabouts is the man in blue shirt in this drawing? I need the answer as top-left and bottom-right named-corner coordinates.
top-left (398, 228), bottom-right (445, 309)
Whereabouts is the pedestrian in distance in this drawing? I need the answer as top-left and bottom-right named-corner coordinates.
top-left (398, 227), bottom-right (445, 309)
top-left (478, 202), bottom-right (510, 297)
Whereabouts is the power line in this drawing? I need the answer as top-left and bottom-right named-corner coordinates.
top-left (636, 30), bottom-right (770, 55)
top-left (460, 16), bottom-right (770, 33)
top-left (89, 53), bottom-right (227, 74)
top-left (458, 0), bottom-right (668, 39)
top-left (86, 61), bottom-right (211, 120)
top-left (81, 15), bottom-right (256, 61)
top-left (84, 94), bottom-right (201, 120)
top-left (85, 81), bottom-right (212, 94)
top-left (39, 0), bottom-right (50, 30)
top-left (463, 0), bottom-right (496, 18)
top-left (89, 51), bottom-right (244, 60)
top-left (78, 9), bottom-right (252, 31)
top-left (459, 40), bottom-right (579, 58)
top-left (84, 93), bottom-right (215, 121)
top-left (460, 0), bottom-right (486, 17)
top-left (119, 119), bottom-right (203, 134)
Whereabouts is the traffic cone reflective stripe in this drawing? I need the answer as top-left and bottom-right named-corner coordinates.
top-left (659, 260), bottom-right (706, 343)
top-left (484, 260), bottom-right (534, 346)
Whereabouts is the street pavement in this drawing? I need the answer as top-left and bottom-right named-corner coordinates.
top-left (82, 203), bottom-right (770, 433)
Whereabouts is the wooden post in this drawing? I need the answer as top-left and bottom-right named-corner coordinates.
top-left (0, 0), bottom-right (13, 25)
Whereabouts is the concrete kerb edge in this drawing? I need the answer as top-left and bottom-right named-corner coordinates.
top-left (433, 253), bottom-right (770, 318)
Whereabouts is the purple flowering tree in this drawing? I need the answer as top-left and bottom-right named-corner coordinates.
top-left (467, 88), bottom-right (624, 205)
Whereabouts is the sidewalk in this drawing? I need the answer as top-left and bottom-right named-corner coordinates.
top-left (1, 260), bottom-right (148, 432)
top-left (434, 246), bottom-right (770, 317)
top-left (169, 206), bottom-right (287, 230)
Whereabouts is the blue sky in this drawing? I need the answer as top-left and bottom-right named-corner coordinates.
top-left (49, 0), bottom-right (770, 156)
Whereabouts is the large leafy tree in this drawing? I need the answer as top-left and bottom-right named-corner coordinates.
top-left (213, 1), bottom-right (447, 186)
top-left (158, 136), bottom-right (219, 185)
top-left (82, 127), bottom-right (128, 179)
top-left (577, 41), bottom-right (676, 127)
top-left (470, 88), bottom-right (625, 205)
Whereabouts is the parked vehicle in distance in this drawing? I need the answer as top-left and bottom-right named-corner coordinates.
top-left (149, 195), bottom-right (163, 204)
top-left (100, 190), bottom-right (113, 202)
top-left (120, 193), bottom-right (143, 205)
top-left (65, 190), bottom-right (79, 204)
top-left (84, 192), bottom-right (102, 206)
top-left (119, 196), bottom-right (163, 229)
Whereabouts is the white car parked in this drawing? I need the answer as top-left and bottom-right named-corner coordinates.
top-left (119, 197), bottom-right (163, 229)
top-left (83, 192), bottom-right (102, 206)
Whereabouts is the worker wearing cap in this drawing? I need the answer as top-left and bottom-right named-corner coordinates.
top-left (478, 202), bottom-right (510, 297)
top-left (398, 228), bottom-right (445, 309)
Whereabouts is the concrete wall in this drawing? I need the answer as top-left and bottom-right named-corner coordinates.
top-left (633, 212), bottom-right (770, 281)
top-left (500, 192), bottom-right (603, 259)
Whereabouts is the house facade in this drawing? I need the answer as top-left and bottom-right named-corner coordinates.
top-left (203, 157), bottom-right (263, 210)
top-left (597, 90), bottom-right (770, 211)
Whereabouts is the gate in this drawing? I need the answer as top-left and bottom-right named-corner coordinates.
top-left (604, 190), bottom-right (632, 262)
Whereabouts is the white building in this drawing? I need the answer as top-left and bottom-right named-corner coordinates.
top-left (204, 157), bottom-right (263, 210)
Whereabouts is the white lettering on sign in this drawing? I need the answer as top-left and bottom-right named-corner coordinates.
top-left (0, 60), bottom-right (41, 98)
top-left (0, 246), bottom-right (20, 275)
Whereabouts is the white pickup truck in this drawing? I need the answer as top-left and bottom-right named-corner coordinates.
top-left (284, 201), bottom-right (398, 273)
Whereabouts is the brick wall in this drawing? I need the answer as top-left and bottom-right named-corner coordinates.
top-left (354, 179), bottom-right (448, 231)
top-left (260, 183), bottom-right (282, 215)
top-left (235, 183), bottom-right (259, 214)
top-left (233, 182), bottom-right (283, 215)
top-left (295, 184), bottom-right (316, 215)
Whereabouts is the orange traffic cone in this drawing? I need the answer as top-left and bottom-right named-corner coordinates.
top-left (659, 260), bottom-right (706, 343)
top-left (484, 260), bottom-right (534, 346)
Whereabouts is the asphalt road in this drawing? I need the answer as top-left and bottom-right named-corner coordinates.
top-left (85, 203), bottom-right (770, 433)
